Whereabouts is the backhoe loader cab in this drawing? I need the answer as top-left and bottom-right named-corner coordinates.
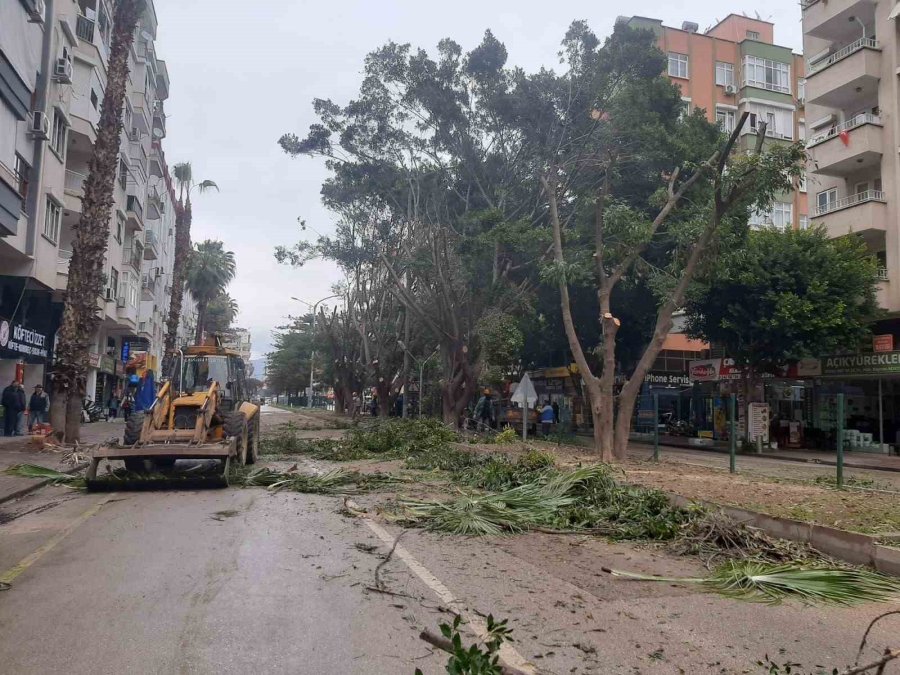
top-left (85, 343), bottom-right (261, 490)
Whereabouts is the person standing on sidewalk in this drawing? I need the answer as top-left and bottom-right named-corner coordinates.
top-left (27, 385), bottom-right (49, 432)
top-left (122, 393), bottom-right (134, 421)
top-left (107, 393), bottom-right (120, 420)
top-left (2, 380), bottom-right (19, 436)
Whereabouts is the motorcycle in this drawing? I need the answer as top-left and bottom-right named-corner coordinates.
top-left (82, 398), bottom-right (104, 423)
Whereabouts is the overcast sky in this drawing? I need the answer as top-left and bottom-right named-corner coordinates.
top-left (153, 0), bottom-right (804, 361)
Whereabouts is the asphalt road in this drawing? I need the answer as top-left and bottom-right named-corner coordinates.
top-left (0, 406), bottom-right (897, 674)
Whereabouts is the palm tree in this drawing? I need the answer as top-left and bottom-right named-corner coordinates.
top-left (163, 163), bottom-right (216, 363)
top-left (50, 0), bottom-right (144, 441)
top-left (186, 240), bottom-right (236, 342)
top-left (204, 292), bottom-right (239, 334)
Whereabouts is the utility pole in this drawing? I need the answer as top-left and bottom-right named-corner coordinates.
top-left (292, 294), bottom-right (340, 410)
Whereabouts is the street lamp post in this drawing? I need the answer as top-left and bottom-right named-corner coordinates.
top-left (291, 294), bottom-right (340, 410)
top-left (399, 342), bottom-right (439, 417)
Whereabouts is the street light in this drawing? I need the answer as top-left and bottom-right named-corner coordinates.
top-left (398, 341), bottom-right (439, 417)
top-left (291, 294), bottom-right (340, 409)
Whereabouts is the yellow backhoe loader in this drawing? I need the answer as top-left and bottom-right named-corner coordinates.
top-left (86, 340), bottom-right (260, 490)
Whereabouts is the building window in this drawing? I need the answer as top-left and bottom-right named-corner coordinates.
top-left (715, 107), bottom-right (736, 134)
top-left (798, 171), bottom-right (807, 193)
top-left (715, 61), bottom-right (734, 87)
top-left (43, 197), bottom-right (61, 242)
top-left (115, 213), bottom-right (124, 243)
top-left (50, 110), bottom-right (68, 159)
top-left (742, 56), bottom-right (791, 94)
top-left (750, 202), bottom-right (792, 231)
top-left (746, 30), bottom-right (760, 40)
top-left (110, 267), bottom-right (119, 299)
top-left (668, 52), bottom-right (689, 79)
top-left (129, 274), bottom-right (138, 307)
top-left (799, 215), bottom-right (809, 230)
top-left (14, 155), bottom-right (30, 202)
top-left (90, 89), bottom-right (99, 110)
top-left (746, 103), bottom-right (793, 140)
top-left (816, 188), bottom-right (837, 214)
top-left (798, 79), bottom-right (806, 102)
top-left (798, 121), bottom-right (806, 142)
top-left (118, 157), bottom-right (128, 190)
top-left (771, 202), bottom-right (792, 230)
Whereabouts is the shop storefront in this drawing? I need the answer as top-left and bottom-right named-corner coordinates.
top-left (0, 278), bottom-right (60, 391)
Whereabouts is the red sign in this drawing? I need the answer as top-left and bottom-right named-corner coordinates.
top-left (689, 359), bottom-right (721, 382)
top-left (873, 335), bottom-right (894, 353)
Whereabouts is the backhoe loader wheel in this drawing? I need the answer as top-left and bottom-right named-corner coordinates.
top-left (245, 414), bottom-right (260, 465)
top-left (224, 411), bottom-right (248, 464)
top-left (123, 415), bottom-right (143, 445)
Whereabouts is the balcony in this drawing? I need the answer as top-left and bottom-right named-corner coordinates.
top-left (803, 0), bottom-right (877, 41)
top-left (73, 14), bottom-right (109, 66)
top-left (123, 243), bottom-right (143, 271)
top-left (812, 190), bottom-right (887, 244)
top-left (62, 169), bottom-right (86, 212)
top-left (806, 114), bottom-right (882, 176)
top-left (143, 229), bottom-right (159, 260)
top-left (141, 273), bottom-right (156, 301)
top-left (806, 39), bottom-right (881, 110)
top-left (152, 101), bottom-right (166, 140)
top-left (146, 186), bottom-right (162, 220)
top-left (125, 195), bottom-right (144, 230)
top-left (56, 249), bottom-right (72, 290)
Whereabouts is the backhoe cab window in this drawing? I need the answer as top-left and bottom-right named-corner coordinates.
top-left (180, 356), bottom-right (230, 395)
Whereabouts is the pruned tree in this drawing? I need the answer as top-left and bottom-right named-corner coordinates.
top-left (164, 163), bottom-right (216, 365)
top-left (516, 23), bottom-right (804, 459)
top-left (278, 31), bottom-right (546, 425)
top-left (50, 0), bottom-right (144, 441)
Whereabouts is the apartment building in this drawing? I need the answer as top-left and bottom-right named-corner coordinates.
top-left (801, 0), bottom-right (898, 314)
top-left (223, 327), bottom-right (252, 369)
top-left (0, 0), bottom-right (193, 406)
top-left (622, 14), bottom-right (808, 231)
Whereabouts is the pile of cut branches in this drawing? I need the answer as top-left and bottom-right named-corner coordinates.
top-left (234, 465), bottom-right (402, 494)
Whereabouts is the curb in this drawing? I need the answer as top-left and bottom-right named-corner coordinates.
top-left (633, 439), bottom-right (900, 473)
top-left (0, 462), bottom-right (88, 506)
top-left (666, 492), bottom-right (900, 576)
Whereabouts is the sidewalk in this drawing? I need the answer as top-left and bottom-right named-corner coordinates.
top-left (0, 419), bottom-right (123, 504)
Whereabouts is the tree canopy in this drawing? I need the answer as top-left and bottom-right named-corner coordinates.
top-left (685, 227), bottom-right (880, 371)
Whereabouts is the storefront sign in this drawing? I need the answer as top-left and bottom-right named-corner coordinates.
top-left (873, 335), bottom-right (894, 353)
top-left (645, 372), bottom-right (691, 387)
top-left (719, 358), bottom-right (743, 380)
top-left (121, 341), bottom-right (131, 363)
top-left (115, 361), bottom-right (124, 376)
top-left (821, 352), bottom-right (900, 376)
top-left (88, 352), bottom-right (101, 368)
top-left (0, 317), bottom-right (49, 360)
top-left (795, 358), bottom-right (822, 377)
top-left (689, 359), bottom-right (721, 382)
top-left (748, 402), bottom-right (769, 443)
top-left (99, 355), bottom-right (115, 375)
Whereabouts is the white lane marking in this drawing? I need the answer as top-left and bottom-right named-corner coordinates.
top-left (362, 517), bottom-right (535, 674)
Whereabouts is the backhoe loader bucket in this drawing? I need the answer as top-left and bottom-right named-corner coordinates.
top-left (84, 439), bottom-right (237, 491)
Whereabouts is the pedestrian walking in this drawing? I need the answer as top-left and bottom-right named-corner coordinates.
top-left (370, 395), bottom-right (379, 418)
top-left (540, 400), bottom-right (555, 437)
top-left (2, 380), bottom-right (19, 436)
top-left (27, 384), bottom-right (49, 432)
top-left (474, 389), bottom-right (493, 431)
top-left (107, 393), bottom-right (120, 420)
top-left (122, 393), bottom-right (134, 421)
top-left (351, 392), bottom-right (362, 420)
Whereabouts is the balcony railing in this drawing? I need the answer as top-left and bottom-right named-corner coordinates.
top-left (808, 37), bottom-right (879, 75)
top-left (126, 195), bottom-right (143, 220)
top-left (58, 249), bottom-right (73, 275)
top-left (64, 170), bottom-right (87, 193)
top-left (123, 245), bottom-right (143, 270)
top-left (741, 125), bottom-right (793, 141)
top-left (76, 15), bottom-right (95, 42)
top-left (877, 267), bottom-right (889, 281)
top-left (807, 113), bottom-right (882, 148)
top-left (814, 189), bottom-right (885, 216)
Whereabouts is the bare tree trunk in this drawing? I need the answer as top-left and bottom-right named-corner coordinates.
top-left (194, 301), bottom-right (206, 344)
top-left (65, 386), bottom-right (83, 441)
top-left (164, 200), bottom-right (188, 369)
top-left (50, 0), bottom-right (142, 441)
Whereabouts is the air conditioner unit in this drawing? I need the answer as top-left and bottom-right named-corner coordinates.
top-left (129, 127), bottom-right (141, 142)
top-left (724, 84), bottom-right (736, 95)
top-left (29, 111), bottom-right (50, 139)
top-left (116, 296), bottom-right (127, 308)
top-left (27, 0), bottom-right (45, 23)
top-left (53, 57), bottom-right (72, 84)
top-left (798, 96), bottom-right (806, 107)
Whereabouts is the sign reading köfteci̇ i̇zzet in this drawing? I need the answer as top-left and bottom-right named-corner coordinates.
top-left (0, 317), bottom-right (49, 360)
